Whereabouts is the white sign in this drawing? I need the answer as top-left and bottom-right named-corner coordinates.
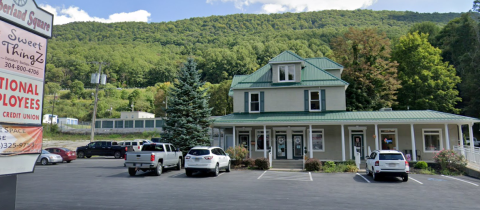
top-left (0, 0), bottom-right (53, 38)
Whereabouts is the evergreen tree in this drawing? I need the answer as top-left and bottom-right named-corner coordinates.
top-left (164, 58), bottom-right (213, 153)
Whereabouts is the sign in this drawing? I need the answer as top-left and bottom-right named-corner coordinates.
top-left (0, 124), bottom-right (42, 155)
top-left (0, 20), bottom-right (45, 125)
top-left (0, 0), bottom-right (53, 38)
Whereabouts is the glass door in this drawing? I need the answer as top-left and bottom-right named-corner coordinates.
top-left (239, 135), bottom-right (249, 151)
top-left (351, 134), bottom-right (364, 160)
top-left (292, 135), bottom-right (303, 159)
top-left (276, 135), bottom-right (287, 159)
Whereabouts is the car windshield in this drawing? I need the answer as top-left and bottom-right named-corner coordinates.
top-left (61, 148), bottom-right (70, 151)
top-left (42, 150), bottom-right (49, 154)
top-left (188, 149), bottom-right (210, 156)
top-left (142, 144), bottom-right (165, 151)
top-left (379, 153), bottom-right (404, 160)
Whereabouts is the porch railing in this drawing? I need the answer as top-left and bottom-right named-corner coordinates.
top-left (453, 145), bottom-right (480, 170)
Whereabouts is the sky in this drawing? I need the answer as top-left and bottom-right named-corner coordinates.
top-left (34, 0), bottom-right (475, 25)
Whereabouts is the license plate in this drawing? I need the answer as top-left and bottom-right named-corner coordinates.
top-left (388, 163), bottom-right (396, 167)
top-left (195, 158), bottom-right (200, 162)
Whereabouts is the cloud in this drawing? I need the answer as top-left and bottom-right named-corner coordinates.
top-left (206, 0), bottom-right (378, 13)
top-left (40, 4), bottom-right (151, 25)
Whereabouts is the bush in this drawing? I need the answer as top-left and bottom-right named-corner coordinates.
top-left (244, 158), bottom-right (255, 168)
top-left (345, 165), bottom-right (358, 172)
top-left (433, 149), bottom-right (467, 174)
top-left (255, 158), bottom-right (269, 170)
top-left (344, 160), bottom-right (356, 166)
top-left (324, 161), bottom-right (336, 168)
top-left (415, 161), bottom-right (428, 169)
top-left (225, 146), bottom-right (249, 166)
top-left (305, 158), bottom-right (322, 171)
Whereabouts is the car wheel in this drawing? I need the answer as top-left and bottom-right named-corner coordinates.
top-left (155, 162), bottom-right (163, 176)
top-left (86, 156), bottom-right (91, 158)
top-left (226, 161), bottom-right (231, 172)
top-left (77, 151), bottom-right (85, 158)
top-left (213, 163), bottom-right (219, 176)
top-left (114, 151), bottom-right (121, 159)
top-left (176, 159), bottom-right (182, 170)
top-left (186, 169), bottom-right (192, 177)
top-left (403, 174), bottom-right (409, 182)
top-left (128, 168), bottom-right (136, 176)
top-left (66, 160), bottom-right (72, 163)
top-left (365, 164), bottom-right (369, 176)
top-left (41, 158), bottom-right (48, 165)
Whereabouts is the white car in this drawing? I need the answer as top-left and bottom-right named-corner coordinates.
top-left (118, 139), bottom-right (150, 152)
top-left (465, 137), bottom-right (480, 147)
top-left (184, 146), bottom-right (231, 176)
top-left (365, 150), bottom-right (409, 182)
top-left (37, 150), bottom-right (63, 165)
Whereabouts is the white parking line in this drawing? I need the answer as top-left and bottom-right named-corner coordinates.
top-left (441, 175), bottom-right (479, 186)
top-left (409, 177), bottom-right (423, 185)
top-left (356, 173), bottom-right (370, 183)
top-left (257, 171), bottom-right (267, 180)
top-left (214, 173), bottom-right (225, 178)
top-left (309, 172), bottom-right (313, 181)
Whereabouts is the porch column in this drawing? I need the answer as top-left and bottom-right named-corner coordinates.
top-left (309, 125), bottom-right (313, 158)
top-left (411, 124), bottom-right (417, 161)
top-left (459, 124), bottom-right (465, 156)
top-left (469, 123), bottom-right (475, 156)
top-left (233, 126), bottom-right (236, 156)
top-left (374, 124), bottom-right (379, 151)
top-left (341, 124), bottom-right (345, 161)
top-left (218, 128), bottom-right (221, 148)
top-left (210, 127), bottom-right (214, 146)
top-left (264, 125), bottom-right (267, 158)
top-left (444, 124), bottom-right (450, 150)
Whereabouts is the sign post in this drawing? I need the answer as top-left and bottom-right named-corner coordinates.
top-left (0, 1), bottom-right (53, 209)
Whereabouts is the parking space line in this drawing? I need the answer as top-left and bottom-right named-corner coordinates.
top-left (214, 173), bottom-right (226, 178)
top-left (355, 173), bottom-right (370, 183)
top-left (409, 177), bottom-right (423, 185)
top-left (441, 175), bottom-right (479, 186)
top-left (257, 171), bottom-right (267, 180)
top-left (309, 172), bottom-right (312, 181)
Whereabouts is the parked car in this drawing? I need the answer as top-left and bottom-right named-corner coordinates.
top-left (125, 143), bottom-right (182, 176)
top-left (45, 147), bottom-right (77, 163)
top-left (465, 137), bottom-right (480, 147)
top-left (365, 150), bottom-right (409, 182)
top-left (118, 139), bottom-right (151, 152)
top-left (184, 146), bottom-right (231, 177)
top-left (76, 141), bottom-right (126, 159)
top-left (37, 150), bottom-right (63, 165)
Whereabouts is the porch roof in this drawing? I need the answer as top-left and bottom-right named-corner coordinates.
top-left (213, 110), bottom-right (480, 126)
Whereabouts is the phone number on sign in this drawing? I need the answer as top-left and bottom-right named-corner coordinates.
top-left (0, 142), bottom-right (33, 149)
top-left (4, 62), bottom-right (40, 75)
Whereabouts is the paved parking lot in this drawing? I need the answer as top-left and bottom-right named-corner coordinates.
top-left (14, 158), bottom-right (480, 210)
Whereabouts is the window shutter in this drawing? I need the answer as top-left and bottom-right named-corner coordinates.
top-left (260, 91), bottom-right (264, 112)
top-left (244, 92), bottom-right (249, 113)
top-left (304, 90), bottom-right (309, 112)
top-left (321, 89), bottom-right (326, 111)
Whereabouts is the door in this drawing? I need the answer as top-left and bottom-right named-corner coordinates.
top-left (352, 134), bottom-right (364, 160)
top-left (239, 135), bottom-right (249, 152)
top-left (165, 144), bottom-right (174, 166)
top-left (292, 135), bottom-right (303, 159)
top-left (276, 135), bottom-right (287, 159)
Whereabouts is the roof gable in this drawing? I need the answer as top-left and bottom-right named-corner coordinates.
top-left (305, 57), bottom-right (343, 69)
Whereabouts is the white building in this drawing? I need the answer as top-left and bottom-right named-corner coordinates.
top-left (42, 114), bottom-right (58, 124)
top-left (58, 118), bottom-right (78, 125)
top-left (120, 111), bottom-right (155, 119)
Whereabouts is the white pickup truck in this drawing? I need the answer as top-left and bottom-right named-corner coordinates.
top-left (124, 143), bottom-right (182, 176)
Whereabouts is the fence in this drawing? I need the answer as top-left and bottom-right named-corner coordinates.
top-left (453, 145), bottom-right (480, 170)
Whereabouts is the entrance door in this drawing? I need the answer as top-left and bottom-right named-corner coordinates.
top-left (292, 135), bottom-right (303, 159)
top-left (239, 135), bottom-right (249, 151)
top-left (276, 135), bottom-right (287, 159)
top-left (351, 134), bottom-right (364, 160)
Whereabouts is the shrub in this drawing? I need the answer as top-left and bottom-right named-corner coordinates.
top-left (344, 160), bottom-right (356, 166)
top-left (244, 158), bottom-right (255, 168)
top-left (305, 158), bottom-right (322, 171)
top-left (418, 167), bottom-right (436, 175)
top-left (324, 161), bottom-right (336, 168)
top-left (433, 149), bottom-right (467, 174)
top-left (225, 146), bottom-right (249, 166)
top-left (415, 161), bottom-right (428, 169)
top-left (255, 158), bottom-right (269, 170)
top-left (345, 165), bottom-right (358, 172)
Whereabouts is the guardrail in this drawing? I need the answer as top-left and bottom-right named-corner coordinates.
top-left (453, 145), bottom-right (480, 170)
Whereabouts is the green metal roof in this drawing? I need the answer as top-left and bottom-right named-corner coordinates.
top-left (305, 57), bottom-right (343, 69)
top-left (229, 75), bottom-right (248, 96)
top-left (270, 50), bottom-right (304, 62)
top-left (213, 110), bottom-right (480, 125)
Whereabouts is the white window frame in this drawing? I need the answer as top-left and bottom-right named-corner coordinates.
top-left (249, 92), bottom-right (260, 113)
top-left (422, 129), bottom-right (443, 153)
top-left (255, 129), bottom-right (271, 151)
top-left (309, 90), bottom-right (321, 112)
top-left (278, 65), bottom-right (295, 82)
top-left (379, 128), bottom-right (398, 151)
top-left (308, 129), bottom-right (325, 152)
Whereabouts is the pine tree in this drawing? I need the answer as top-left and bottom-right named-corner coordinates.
top-left (164, 58), bottom-right (213, 153)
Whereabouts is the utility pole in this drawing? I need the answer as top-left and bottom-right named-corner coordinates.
top-left (50, 93), bottom-right (56, 132)
top-left (90, 62), bottom-right (108, 142)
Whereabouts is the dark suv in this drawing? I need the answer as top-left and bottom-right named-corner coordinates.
top-left (76, 141), bottom-right (126, 159)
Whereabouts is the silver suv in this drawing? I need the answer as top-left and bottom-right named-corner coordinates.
top-left (184, 146), bottom-right (231, 177)
top-left (365, 150), bottom-right (409, 182)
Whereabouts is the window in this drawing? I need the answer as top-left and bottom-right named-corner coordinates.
top-left (255, 130), bottom-right (271, 151)
top-left (188, 149), bottom-right (210, 155)
top-left (311, 130), bottom-right (324, 151)
top-left (278, 65), bottom-right (295, 82)
top-left (250, 93), bottom-right (260, 112)
top-left (309, 91), bottom-right (320, 111)
top-left (423, 129), bottom-right (442, 152)
top-left (125, 120), bottom-right (133, 128)
top-left (115, 121), bottom-right (124, 128)
top-left (379, 153), bottom-right (404, 160)
top-left (165, 145), bottom-right (171, 152)
top-left (380, 129), bottom-right (397, 150)
top-left (135, 120), bottom-right (144, 128)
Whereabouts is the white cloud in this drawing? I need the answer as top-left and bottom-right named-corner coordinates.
top-left (206, 0), bottom-right (378, 13)
top-left (40, 4), bottom-right (151, 25)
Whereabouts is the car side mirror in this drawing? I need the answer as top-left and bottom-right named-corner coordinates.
top-left (365, 156), bottom-right (370, 159)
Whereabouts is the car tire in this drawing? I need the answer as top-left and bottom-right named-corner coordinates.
top-left (186, 169), bottom-right (192, 177)
top-left (403, 174), bottom-right (408, 182)
top-left (176, 159), bottom-right (182, 170)
top-left (213, 163), bottom-right (219, 176)
top-left (114, 151), bottom-right (121, 159)
top-left (86, 156), bottom-right (91, 158)
top-left (41, 158), bottom-right (48, 165)
top-left (128, 168), bottom-right (136, 176)
top-left (155, 162), bottom-right (163, 176)
top-left (226, 161), bottom-right (231, 172)
top-left (66, 160), bottom-right (72, 163)
top-left (77, 151), bottom-right (85, 158)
